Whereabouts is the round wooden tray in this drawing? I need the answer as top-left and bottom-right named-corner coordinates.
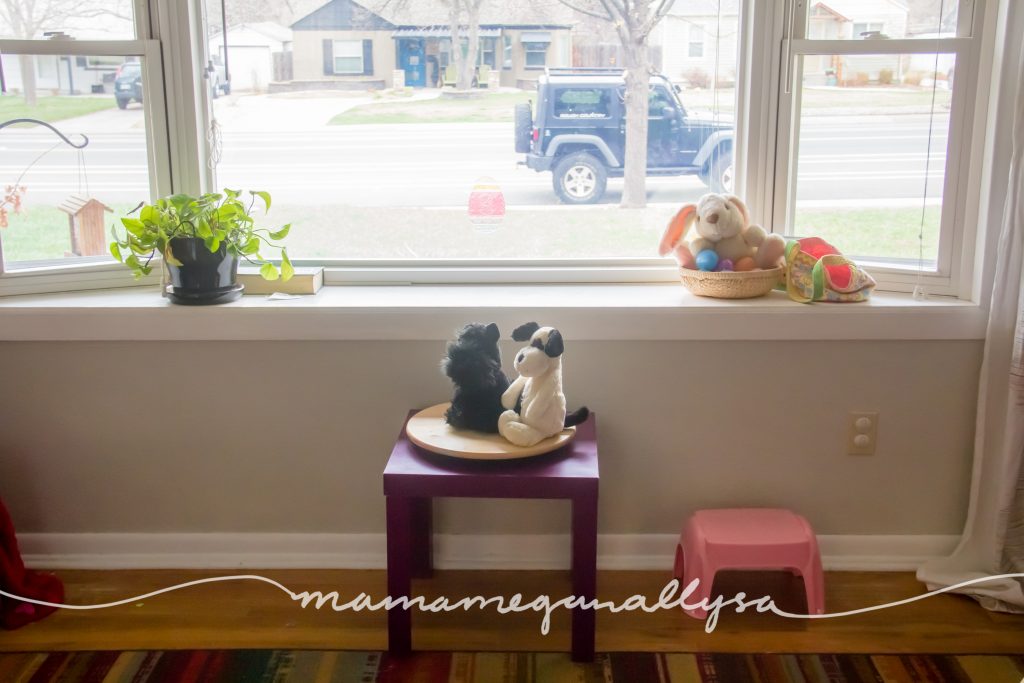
top-left (406, 403), bottom-right (576, 460)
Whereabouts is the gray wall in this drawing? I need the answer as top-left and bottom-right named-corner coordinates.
top-left (0, 340), bottom-right (981, 536)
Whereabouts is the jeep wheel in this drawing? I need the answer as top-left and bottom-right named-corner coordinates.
top-left (513, 103), bottom-right (533, 153)
top-left (553, 152), bottom-right (607, 204)
top-left (116, 97), bottom-right (129, 110)
top-left (701, 151), bottom-right (734, 194)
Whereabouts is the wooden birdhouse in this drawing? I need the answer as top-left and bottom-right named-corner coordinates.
top-left (59, 196), bottom-right (113, 257)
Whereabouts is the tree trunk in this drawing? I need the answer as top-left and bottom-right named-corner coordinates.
top-left (19, 55), bottom-right (38, 107)
top-left (448, 0), bottom-right (479, 91)
top-left (621, 44), bottom-right (650, 209)
top-left (460, 4), bottom-right (480, 90)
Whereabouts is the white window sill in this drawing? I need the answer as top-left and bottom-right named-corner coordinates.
top-left (0, 284), bottom-right (986, 342)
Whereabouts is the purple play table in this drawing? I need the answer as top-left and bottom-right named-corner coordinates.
top-left (383, 410), bottom-right (600, 661)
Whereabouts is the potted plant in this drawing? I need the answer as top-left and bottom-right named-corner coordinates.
top-left (110, 189), bottom-right (292, 304)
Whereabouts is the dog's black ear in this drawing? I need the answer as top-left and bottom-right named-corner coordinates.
top-left (485, 322), bottom-right (500, 342)
top-left (544, 329), bottom-right (564, 357)
top-left (512, 322), bottom-right (540, 341)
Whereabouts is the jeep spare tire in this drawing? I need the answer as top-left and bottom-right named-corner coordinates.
top-left (514, 103), bottom-right (533, 153)
top-left (553, 152), bottom-right (608, 204)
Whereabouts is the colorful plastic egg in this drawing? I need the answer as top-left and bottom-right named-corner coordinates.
top-left (695, 249), bottom-right (719, 272)
top-left (734, 256), bottom-right (756, 272)
top-left (467, 176), bottom-right (505, 232)
top-left (715, 259), bottom-right (734, 272)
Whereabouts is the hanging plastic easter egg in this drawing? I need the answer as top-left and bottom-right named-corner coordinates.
top-left (467, 176), bottom-right (505, 233)
top-left (734, 256), bottom-right (756, 272)
top-left (695, 249), bottom-right (719, 272)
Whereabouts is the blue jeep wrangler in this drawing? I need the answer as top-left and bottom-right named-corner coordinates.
top-left (515, 68), bottom-right (733, 204)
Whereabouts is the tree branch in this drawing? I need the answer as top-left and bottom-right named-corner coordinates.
top-left (554, 0), bottom-right (612, 22)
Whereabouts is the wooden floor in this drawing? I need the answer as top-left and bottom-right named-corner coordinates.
top-left (2, 569), bottom-right (1022, 653)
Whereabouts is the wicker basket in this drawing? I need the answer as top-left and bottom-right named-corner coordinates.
top-left (677, 265), bottom-right (785, 299)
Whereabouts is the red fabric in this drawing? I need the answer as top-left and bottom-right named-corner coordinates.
top-left (797, 237), bottom-right (853, 290)
top-left (0, 497), bottom-right (63, 629)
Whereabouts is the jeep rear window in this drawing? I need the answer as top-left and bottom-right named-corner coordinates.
top-left (553, 88), bottom-right (611, 119)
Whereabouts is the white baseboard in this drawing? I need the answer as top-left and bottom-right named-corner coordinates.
top-left (18, 533), bottom-right (960, 572)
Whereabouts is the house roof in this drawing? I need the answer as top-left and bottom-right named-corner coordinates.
top-left (293, 0), bottom-right (574, 30)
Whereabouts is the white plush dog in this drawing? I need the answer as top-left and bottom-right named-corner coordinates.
top-left (499, 322), bottom-right (581, 447)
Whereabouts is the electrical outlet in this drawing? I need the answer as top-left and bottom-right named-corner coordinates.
top-left (848, 411), bottom-right (879, 455)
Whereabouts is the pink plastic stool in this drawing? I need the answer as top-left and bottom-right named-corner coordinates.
top-left (673, 508), bottom-right (825, 619)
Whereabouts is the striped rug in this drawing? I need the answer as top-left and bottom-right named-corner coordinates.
top-left (0, 651), bottom-right (1022, 682)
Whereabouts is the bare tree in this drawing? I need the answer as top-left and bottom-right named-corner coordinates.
top-left (0, 0), bottom-right (131, 105)
top-left (556, 0), bottom-right (676, 208)
top-left (221, 0), bottom-right (301, 27)
top-left (446, 0), bottom-right (483, 90)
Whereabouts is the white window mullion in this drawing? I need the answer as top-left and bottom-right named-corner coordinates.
top-left (734, 0), bottom-right (785, 223)
top-left (149, 0), bottom-right (212, 196)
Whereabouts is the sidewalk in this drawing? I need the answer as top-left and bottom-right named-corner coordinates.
top-left (211, 89), bottom-right (441, 132)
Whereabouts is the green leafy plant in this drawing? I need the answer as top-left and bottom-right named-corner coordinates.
top-left (109, 189), bottom-right (293, 281)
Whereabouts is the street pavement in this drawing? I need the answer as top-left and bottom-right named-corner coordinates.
top-left (0, 100), bottom-right (949, 209)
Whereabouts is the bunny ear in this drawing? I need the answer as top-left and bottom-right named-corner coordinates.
top-left (658, 204), bottom-right (696, 256)
top-left (727, 195), bottom-right (749, 225)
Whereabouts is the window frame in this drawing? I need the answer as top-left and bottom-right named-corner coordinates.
top-left (332, 39), bottom-right (363, 75)
top-left (688, 23), bottom-right (705, 58)
top-left (523, 41), bottom-right (548, 69)
top-left (0, 0), bottom-right (1006, 300)
top-left (0, 0), bottom-right (203, 295)
top-left (766, 0), bottom-right (986, 296)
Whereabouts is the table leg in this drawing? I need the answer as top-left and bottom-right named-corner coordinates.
top-left (386, 495), bottom-right (413, 654)
top-left (410, 497), bottom-right (433, 579)
top-left (571, 491), bottom-right (598, 662)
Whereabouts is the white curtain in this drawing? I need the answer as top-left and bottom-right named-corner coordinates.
top-left (916, 33), bottom-right (1024, 611)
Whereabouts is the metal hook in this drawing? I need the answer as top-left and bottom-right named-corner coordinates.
top-left (0, 118), bottom-right (89, 148)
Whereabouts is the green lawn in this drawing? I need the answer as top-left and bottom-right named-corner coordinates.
top-left (0, 95), bottom-right (117, 125)
top-left (329, 85), bottom-right (950, 124)
top-left (794, 205), bottom-right (940, 263)
top-left (1, 204), bottom-right (132, 264)
top-left (2, 202), bottom-right (939, 266)
top-left (682, 86), bottom-right (952, 115)
top-left (330, 91), bottom-right (532, 125)
top-left (253, 204), bottom-right (942, 263)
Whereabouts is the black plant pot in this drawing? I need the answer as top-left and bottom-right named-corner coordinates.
top-left (165, 236), bottom-right (243, 305)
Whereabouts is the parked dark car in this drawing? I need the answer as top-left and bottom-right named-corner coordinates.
top-left (114, 61), bottom-right (142, 110)
top-left (115, 59), bottom-right (228, 110)
top-left (516, 68), bottom-right (734, 204)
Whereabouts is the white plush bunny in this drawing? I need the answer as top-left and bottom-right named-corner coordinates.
top-left (499, 322), bottom-right (588, 447)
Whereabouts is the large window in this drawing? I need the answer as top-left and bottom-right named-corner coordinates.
top-left (772, 0), bottom-right (978, 292)
top-left (0, 1), bottom-right (170, 280)
top-left (523, 42), bottom-right (548, 69)
top-left (332, 40), bottom-right (364, 75)
top-left (199, 1), bottom-right (740, 265)
top-left (688, 24), bottom-right (704, 58)
top-left (0, 0), bottom-right (1000, 295)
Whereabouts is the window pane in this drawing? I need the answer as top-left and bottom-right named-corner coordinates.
top-left (789, 54), bottom-right (954, 269)
top-left (334, 41), bottom-right (362, 57)
top-left (0, 1), bottom-right (136, 40)
top-left (555, 88), bottom-right (610, 119)
top-left (334, 57), bottom-right (362, 73)
top-left (807, 1), bottom-right (958, 39)
top-left (0, 55), bottom-right (151, 269)
top-left (203, 1), bottom-right (739, 260)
